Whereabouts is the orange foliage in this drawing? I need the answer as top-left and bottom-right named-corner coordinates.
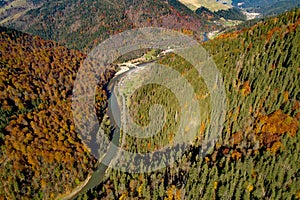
top-left (181, 28), bottom-right (194, 36)
top-left (231, 150), bottom-right (242, 160)
top-left (241, 81), bottom-right (251, 96)
top-left (0, 28), bottom-right (117, 196)
top-left (231, 132), bottom-right (243, 145)
top-left (166, 185), bottom-right (181, 200)
top-left (266, 27), bottom-right (281, 42)
top-left (255, 110), bottom-right (299, 149)
top-left (283, 91), bottom-right (289, 102)
top-left (269, 141), bottom-right (282, 153)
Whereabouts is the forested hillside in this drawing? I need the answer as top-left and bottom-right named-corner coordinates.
top-left (196, 6), bottom-right (247, 21)
top-left (214, 7), bottom-right (246, 21)
top-left (4, 0), bottom-right (219, 52)
top-left (73, 9), bottom-right (300, 199)
top-left (0, 7), bottom-right (299, 200)
top-left (0, 26), bottom-right (116, 199)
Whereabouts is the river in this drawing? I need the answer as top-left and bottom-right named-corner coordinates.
top-left (203, 32), bottom-right (209, 42)
top-left (58, 63), bottom-right (150, 200)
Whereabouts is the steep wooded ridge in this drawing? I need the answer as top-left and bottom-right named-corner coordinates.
top-left (0, 7), bottom-right (299, 200)
top-left (99, 9), bottom-right (299, 199)
top-left (196, 6), bottom-right (247, 21)
top-left (4, 0), bottom-right (219, 52)
top-left (0, 26), bottom-right (117, 199)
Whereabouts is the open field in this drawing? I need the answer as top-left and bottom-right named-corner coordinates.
top-left (0, 0), bottom-right (40, 24)
top-left (178, 0), bottom-right (232, 11)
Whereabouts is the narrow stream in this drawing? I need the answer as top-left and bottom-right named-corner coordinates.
top-left (203, 32), bottom-right (209, 42)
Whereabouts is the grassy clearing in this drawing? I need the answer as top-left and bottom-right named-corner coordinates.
top-left (0, 0), bottom-right (33, 25)
top-left (0, 0), bottom-right (28, 13)
top-left (178, 0), bottom-right (232, 11)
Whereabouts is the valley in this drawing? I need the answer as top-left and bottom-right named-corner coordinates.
top-left (0, 1), bottom-right (299, 199)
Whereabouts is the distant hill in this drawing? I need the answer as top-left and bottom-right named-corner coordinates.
top-left (214, 7), bottom-right (247, 21)
top-left (180, 0), bottom-right (300, 17)
top-left (0, 0), bottom-right (45, 25)
top-left (4, 0), bottom-right (220, 52)
top-left (195, 6), bottom-right (219, 19)
top-left (4, 0), bottom-right (298, 53)
top-left (232, 0), bottom-right (300, 16)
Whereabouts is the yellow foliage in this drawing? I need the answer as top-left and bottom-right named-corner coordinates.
top-left (119, 192), bottom-right (128, 200)
top-left (256, 110), bottom-right (299, 147)
top-left (231, 151), bottom-right (242, 160)
top-left (138, 183), bottom-right (143, 197)
top-left (166, 185), bottom-right (176, 200)
top-left (50, 193), bottom-right (55, 199)
top-left (247, 184), bottom-right (254, 192)
top-left (270, 141), bottom-right (282, 153)
top-left (40, 179), bottom-right (47, 189)
top-left (205, 156), bottom-right (210, 163)
top-left (214, 181), bottom-right (218, 190)
top-left (175, 189), bottom-right (181, 200)
top-left (199, 122), bottom-right (206, 134)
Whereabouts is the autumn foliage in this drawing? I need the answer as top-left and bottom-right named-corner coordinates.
top-left (0, 27), bottom-right (115, 199)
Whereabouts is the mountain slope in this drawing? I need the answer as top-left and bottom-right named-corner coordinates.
top-left (214, 7), bottom-right (247, 21)
top-left (196, 6), bottom-right (247, 21)
top-left (0, 0), bottom-right (45, 25)
top-left (0, 26), bottom-right (117, 199)
top-left (179, 0), bottom-right (300, 17)
top-left (4, 0), bottom-right (219, 52)
top-left (77, 9), bottom-right (300, 199)
top-left (0, 6), bottom-right (299, 200)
